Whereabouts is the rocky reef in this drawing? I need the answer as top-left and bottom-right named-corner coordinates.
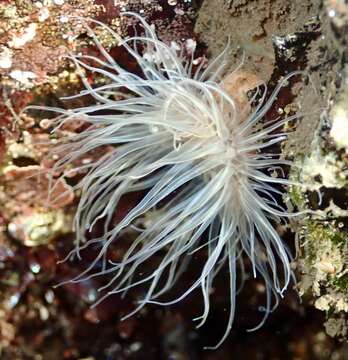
top-left (0, 0), bottom-right (347, 359)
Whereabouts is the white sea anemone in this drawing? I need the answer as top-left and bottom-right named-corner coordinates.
top-left (35, 12), bottom-right (307, 348)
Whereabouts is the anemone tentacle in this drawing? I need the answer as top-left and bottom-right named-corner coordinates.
top-left (37, 12), bottom-right (308, 348)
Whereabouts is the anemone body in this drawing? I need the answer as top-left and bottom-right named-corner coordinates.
top-left (44, 13), bottom-right (302, 348)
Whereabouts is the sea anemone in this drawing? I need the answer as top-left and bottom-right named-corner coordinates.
top-left (34, 12), bottom-right (307, 348)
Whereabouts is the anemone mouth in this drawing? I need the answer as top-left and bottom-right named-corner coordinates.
top-left (32, 11), bottom-right (311, 349)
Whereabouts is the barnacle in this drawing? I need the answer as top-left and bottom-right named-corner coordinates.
top-left (33, 12), bottom-right (307, 348)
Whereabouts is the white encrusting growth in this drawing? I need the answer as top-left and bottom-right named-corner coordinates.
top-left (34, 12), bottom-right (306, 348)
